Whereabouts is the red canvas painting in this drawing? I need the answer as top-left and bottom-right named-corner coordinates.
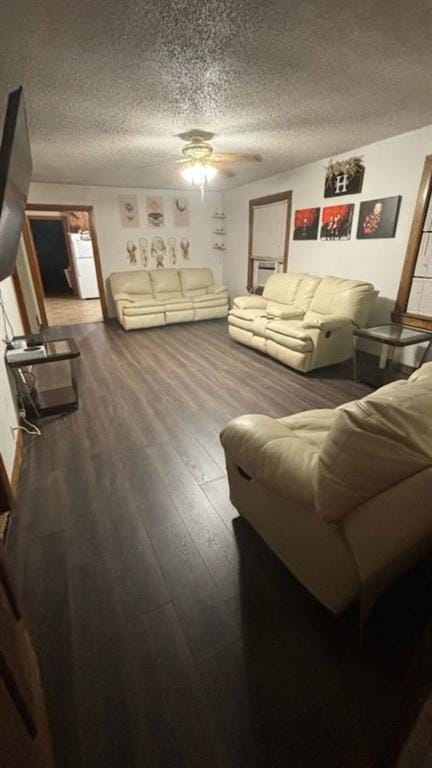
top-left (293, 207), bottom-right (320, 240)
top-left (320, 204), bottom-right (354, 241)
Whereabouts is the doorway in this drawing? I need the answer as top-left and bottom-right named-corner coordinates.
top-left (22, 205), bottom-right (108, 327)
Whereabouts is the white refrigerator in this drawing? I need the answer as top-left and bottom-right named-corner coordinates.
top-left (69, 234), bottom-right (100, 299)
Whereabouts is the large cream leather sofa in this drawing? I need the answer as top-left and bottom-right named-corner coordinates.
top-left (110, 268), bottom-right (228, 330)
top-left (229, 273), bottom-right (377, 372)
top-left (221, 363), bottom-right (432, 616)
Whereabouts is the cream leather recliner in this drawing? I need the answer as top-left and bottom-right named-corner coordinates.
top-left (220, 363), bottom-right (432, 616)
top-left (109, 268), bottom-right (228, 330)
top-left (228, 273), bottom-right (377, 372)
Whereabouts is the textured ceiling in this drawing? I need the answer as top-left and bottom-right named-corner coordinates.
top-left (1, 0), bottom-right (432, 190)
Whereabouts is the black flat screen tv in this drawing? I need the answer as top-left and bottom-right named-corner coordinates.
top-left (0, 87), bottom-right (32, 282)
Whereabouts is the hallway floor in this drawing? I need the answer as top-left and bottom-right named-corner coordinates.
top-left (45, 294), bottom-right (103, 326)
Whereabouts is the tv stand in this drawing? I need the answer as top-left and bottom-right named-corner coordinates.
top-left (6, 336), bottom-right (80, 418)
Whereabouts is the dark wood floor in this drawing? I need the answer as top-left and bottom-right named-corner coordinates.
top-left (5, 319), bottom-right (432, 768)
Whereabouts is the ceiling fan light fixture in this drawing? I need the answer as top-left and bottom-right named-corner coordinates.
top-left (180, 161), bottom-right (218, 186)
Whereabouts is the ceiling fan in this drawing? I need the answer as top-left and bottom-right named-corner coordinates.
top-left (176, 129), bottom-right (262, 183)
top-left (137, 130), bottom-right (262, 191)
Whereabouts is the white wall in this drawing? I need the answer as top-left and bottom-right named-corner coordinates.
top-left (29, 183), bottom-right (223, 315)
top-left (222, 124), bottom-right (432, 330)
top-left (0, 277), bottom-right (23, 477)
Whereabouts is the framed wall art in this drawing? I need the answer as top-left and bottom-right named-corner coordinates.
top-left (320, 204), bottom-right (354, 241)
top-left (146, 196), bottom-right (165, 227)
top-left (356, 196), bottom-right (401, 239)
top-left (324, 156), bottom-right (365, 198)
top-left (293, 207), bottom-right (320, 240)
top-left (119, 194), bottom-right (140, 227)
top-left (173, 196), bottom-right (190, 227)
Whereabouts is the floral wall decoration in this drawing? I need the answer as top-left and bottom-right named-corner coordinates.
top-left (324, 156), bottom-right (365, 198)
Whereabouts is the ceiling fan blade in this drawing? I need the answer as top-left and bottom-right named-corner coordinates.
top-left (211, 152), bottom-right (262, 163)
top-left (218, 166), bottom-right (236, 178)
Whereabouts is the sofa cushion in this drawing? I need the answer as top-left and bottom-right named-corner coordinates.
top-left (315, 363), bottom-right (432, 523)
top-left (265, 302), bottom-right (304, 320)
top-left (121, 296), bottom-right (164, 309)
top-left (265, 328), bottom-right (313, 353)
top-left (164, 299), bottom-right (194, 311)
top-left (193, 294), bottom-right (227, 306)
top-left (265, 319), bottom-right (311, 341)
top-left (150, 268), bottom-right (183, 300)
top-left (230, 307), bottom-right (267, 322)
top-left (179, 267), bottom-right (214, 297)
top-left (232, 296), bottom-right (266, 310)
top-left (294, 275), bottom-right (322, 312)
top-left (307, 276), bottom-right (375, 327)
top-left (123, 304), bottom-right (165, 317)
top-left (110, 270), bottom-right (152, 296)
top-left (263, 273), bottom-right (303, 305)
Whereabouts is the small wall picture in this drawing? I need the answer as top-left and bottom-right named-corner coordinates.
top-left (119, 194), bottom-right (140, 227)
top-left (356, 196), bottom-right (402, 239)
top-left (293, 207), bottom-right (320, 240)
top-left (151, 236), bottom-right (166, 268)
top-left (167, 236), bottom-right (177, 265)
top-left (320, 204), bottom-right (354, 241)
top-left (126, 240), bottom-right (137, 264)
top-left (324, 156), bottom-right (365, 198)
top-left (180, 237), bottom-right (190, 260)
top-left (173, 197), bottom-right (190, 227)
top-left (139, 237), bottom-right (148, 268)
top-left (146, 196), bottom-right (165, 227)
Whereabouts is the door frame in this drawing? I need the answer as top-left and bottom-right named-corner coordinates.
top-left (23, 204), bottom-right (108, 325)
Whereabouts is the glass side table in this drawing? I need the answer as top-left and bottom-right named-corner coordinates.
top-left (6, 337), bottom-right (81, 417)
top-left (353, 323), bottom-right (432, 386)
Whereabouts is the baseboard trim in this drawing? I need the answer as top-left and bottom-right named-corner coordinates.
top-left (11, 430), bottom-right (24, 498)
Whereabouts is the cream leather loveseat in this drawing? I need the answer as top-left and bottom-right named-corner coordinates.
top-left (110, 268), bottom-right (228, 330)
top-left (229, 273), bottom-right (377, 372)
top-left (221, 363), bottom-right (432, 616)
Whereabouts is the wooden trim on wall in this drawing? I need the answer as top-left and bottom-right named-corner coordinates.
top-left (10, 431), bottom-right (23, 498)
top-left (247, 190), bottom-right (293, 291)
top-left (22, 216), bottom-right (48, 326)
top-left (87, 209), bottom-right (109, 321)
top-left (25, 204), bottom-right (108, 322)
top-left (0, 455), bottom-right (14, 514)
top-left (61, 216), bottom-right (79, 296)
top-left (392, 155), bottom-right (432, 330)
top-left (11, 272), bottom-right (31, 335)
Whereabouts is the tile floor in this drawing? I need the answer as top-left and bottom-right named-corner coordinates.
top-left (44, 295), bottom-right (103, 326)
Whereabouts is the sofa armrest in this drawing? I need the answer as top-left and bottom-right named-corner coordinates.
top-left (207, 284), bottom-right (228, 295)
top-left (302, 314), bottom-right (352, 331)
top-left (113, 291), bottom-right (133, 303)
top-left (233, 295), bottom-right (267, 310)
top-left (220, 414), bottom-right (317, 508)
